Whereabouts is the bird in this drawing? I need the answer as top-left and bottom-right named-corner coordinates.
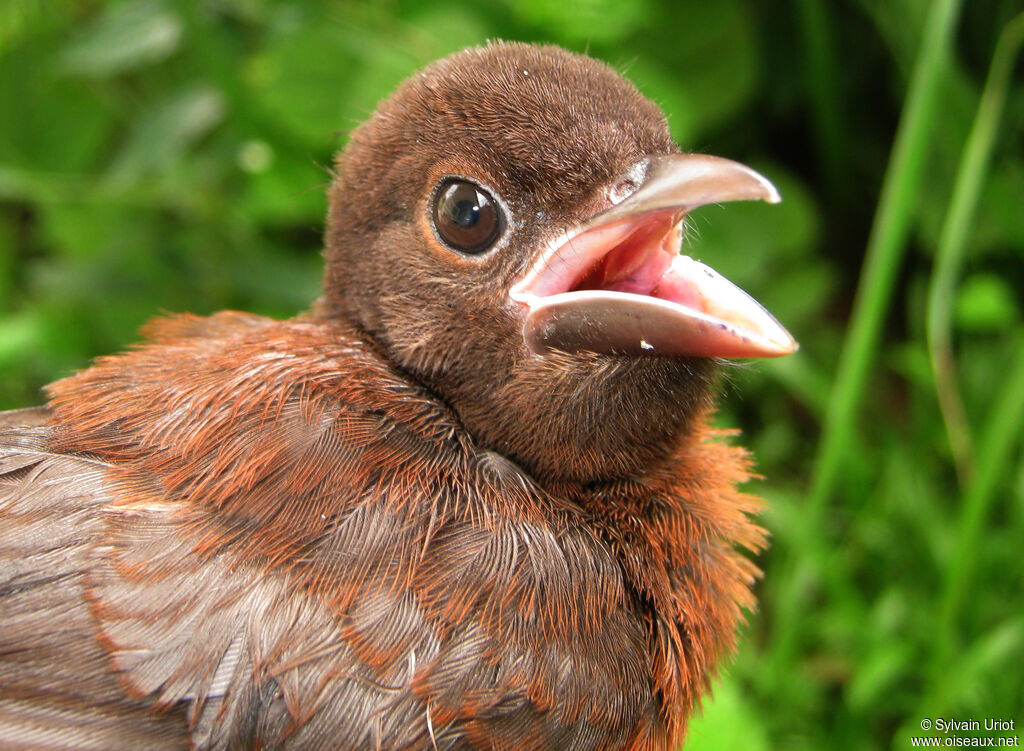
top-left (0, 42), bottom-right (796, 751)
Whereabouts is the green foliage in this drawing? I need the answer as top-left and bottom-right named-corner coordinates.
top-left (0, 0), bottom-right (1021, 748)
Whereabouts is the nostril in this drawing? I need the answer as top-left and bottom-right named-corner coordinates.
top-left (609, 179), bottom-right (638, 205)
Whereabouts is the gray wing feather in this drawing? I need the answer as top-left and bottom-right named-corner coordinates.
top-left (0, 412), bottom-right (188, 750)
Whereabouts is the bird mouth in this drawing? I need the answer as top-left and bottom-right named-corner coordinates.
top-left (509, 154), bottom-right (798, 358)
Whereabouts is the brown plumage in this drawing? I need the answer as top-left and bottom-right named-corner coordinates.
top-left (0, 43), bottom-right (795, 750)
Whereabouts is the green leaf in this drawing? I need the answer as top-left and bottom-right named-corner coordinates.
top-left (0, 210), bottom-right (14, 305)
top-left (656, 0), bottom-right (759, 135)
top-left (847, 643), bottom-right (912, 711)
top-left (108, 85), bottom-right (227, 184)
top-left (236, 148), bottom-right (327, 224)
top-left (976, 161), bottom-right (1024, 250)
top-left (855, 0), bottom-right (931, 66)
top-left (402, 1), bottom-right (494, 58)
top-left (248, 22), bottom-right (370, 147)
top-left (509, 0), bottom-right (653, 44)
top-left (59, 0), bottom-right (182, 77)
top-left (0, 46), bottom-right (113, 172)
top-left (931, 619), bottom-right (1024, 714)
top-left (687, 675), bottom-right (770, 751)
top-left (0, 311), bottom-right (40, 367)
top-left (624, 58), bottom-right (698, 144)
top-left (37, 201), bottom-right (132, 261)
top-left (955, 273), bottom-right (1020, 332)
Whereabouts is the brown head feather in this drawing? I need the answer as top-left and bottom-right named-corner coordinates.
top-left (323, 42), bottom-right (713, 483)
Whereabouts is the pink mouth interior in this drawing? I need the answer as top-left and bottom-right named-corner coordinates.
top-left (513, 205), bottom-right (797, 358)
top-left (561, 213), bottom-right (702, 311)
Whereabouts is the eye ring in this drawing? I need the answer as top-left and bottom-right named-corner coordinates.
top-left (430, 177), bottom-right (505, 255)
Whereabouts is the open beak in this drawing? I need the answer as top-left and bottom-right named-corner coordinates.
top-left (509, 153), bottom-right (799, 359)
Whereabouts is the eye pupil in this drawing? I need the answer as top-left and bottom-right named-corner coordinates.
top-left (453, 198), bottom-right (480, 228)
top-left (433, 179), bottom-right (503, 254)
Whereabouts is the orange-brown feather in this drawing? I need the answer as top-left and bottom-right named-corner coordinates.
top-left (42, 311), bottom-right (761, 750)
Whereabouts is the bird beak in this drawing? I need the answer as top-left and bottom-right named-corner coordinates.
top-left (509, 153), bottom-right (799, 358)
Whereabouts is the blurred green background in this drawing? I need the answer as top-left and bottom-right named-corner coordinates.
top-left (1, 0), bottom-right (1022, 748)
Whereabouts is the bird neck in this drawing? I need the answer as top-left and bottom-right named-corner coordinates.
top-left (417, 347), bottom-right (718, 485)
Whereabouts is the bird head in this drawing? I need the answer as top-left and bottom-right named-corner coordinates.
top-left (323, 42), bottom-right (796, 483)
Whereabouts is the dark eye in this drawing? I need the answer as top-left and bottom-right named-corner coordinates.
top-left (432, 179), bottom-right (504, 254)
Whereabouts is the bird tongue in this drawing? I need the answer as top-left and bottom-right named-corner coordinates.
top-left (510, 154), bottom-right (798, 359)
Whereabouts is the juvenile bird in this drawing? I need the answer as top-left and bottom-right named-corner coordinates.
top-left (0, 42), bottom-right (796, 750)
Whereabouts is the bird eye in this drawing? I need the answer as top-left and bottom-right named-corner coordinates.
top-left (432, 179), bottom-right (504, 254)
